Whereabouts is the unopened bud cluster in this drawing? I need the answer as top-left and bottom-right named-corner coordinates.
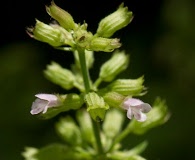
top-left (27, 1), bottom-right (133, 52)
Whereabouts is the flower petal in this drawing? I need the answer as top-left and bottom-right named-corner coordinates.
top-left (140, 103), bottom-right (152, 113)
top-left (126, 107), bottom-right (132, 119)
top-left (122, 99), bottom-right (131, 110)
top-left (30, 99), bottom-right (48, 115)
top-left (121, 97), bottom-right (152, 122)
top-left (132, 108), bottom-right (147, 122)
top-left (122, 98), bottom-right (143, 110)
top-left (42, 105), bottom-right (49, 114)
top-left (35, 94), bottom-right (58, 101)
top-left (127, 98), bottom-right (143, 106)
top-left (134, 103), bottom-right (152, 113)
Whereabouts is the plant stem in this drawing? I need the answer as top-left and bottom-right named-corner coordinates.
top-left (94, 77), bottom-right (102, 89)
top-left (92, 120), bottom-right (104, 154)
top-left (77, 47), bottom-right (104, 154)
top-left (77, 48), bottom-right (91, 93)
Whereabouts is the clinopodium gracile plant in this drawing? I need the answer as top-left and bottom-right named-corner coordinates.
top-left (23, 1), bottom-right (170, 160)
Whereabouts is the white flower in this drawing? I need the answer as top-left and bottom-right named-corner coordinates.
top-left (121, 97), bottom-right (152, 122)
top-left (30, 94), bottom-right (61, 115)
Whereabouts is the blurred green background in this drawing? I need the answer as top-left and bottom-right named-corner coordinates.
top-left (1, 0), bottom-right (195, 159)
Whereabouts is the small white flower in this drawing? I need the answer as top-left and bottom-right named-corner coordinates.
top-left (121, 97), bottom-right (152, 122)
top-left (30, 94), bottom-right (61, 115)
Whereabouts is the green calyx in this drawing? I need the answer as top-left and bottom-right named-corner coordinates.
top-left (96, 3), bottom-right (133, 38)
top-left (99, 50), bottom-right (129, 82)
top-left (46, 1), bottom-right (76, 31)
top-left (27, 2), bottom-right (133, 52)
top-left (85, 92), bottom-right (109, 121)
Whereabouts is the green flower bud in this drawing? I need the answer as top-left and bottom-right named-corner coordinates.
top-left (73, 23), bottom-right (93, 48)
top-left (96, 3), bottom-right (133, 38)
top-left (50, 24), bottom-right (75, 47)
top-left (27, 19), bottom-right (67, 47)
top-left (103, 109), bottom-right (124, 138)
top-left (129, 97), bottom-right (170, 135)
top-left (85, 92), bottom-right (109, 121)
top-left (102, 91), bottom-right (125, 108)
top-left (38, 93), bottom-right (84, 119)
top-left (88, 37), bottom-right (121, 52)
top-left (44, 62), bottom-right (75, 90)
top-left (56, 116), bottom-right (82, 146)
top-left (61, 93), bottom-right (84, 110)
top-left (107, 76), bottom-right (145, 96)
top-left (99, 50), bottom-right (129, 82)
top-left (76, 109), bottom-right (95, 146)
top-left (46, 1), bottom-right (76, 30)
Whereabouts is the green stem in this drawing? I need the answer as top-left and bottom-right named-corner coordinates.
top-left (77, 48), bottom-right (91, 93)
top-left (94, 77), bottom-right (103, 89)
top-left (77, 47), bottom-right (104, 154)
top-left (92, 120), bottom-right (104, 154)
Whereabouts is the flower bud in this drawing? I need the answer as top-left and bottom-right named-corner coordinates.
top-left (96, 3), bottom-right (133, 38)
top-left (85, 92), bottom-right (109, 121)
top-left (44, 62), bottom-right (75, 90)
top-left (99, 50), bottom-right (129, 82)
top-left (107, 76), bottom-right (145, 96)
top-left (46, 1), bottom-right (76, 30)
top-left (103, 109), bottom-right (124, 138)
top-left (88, 37), bottom-right (121, 52)
top-left (76, 109), bottom-right (95, 146)
top-left (102, 91), bottom-right (125, 108)
top-left (73, 23), bottom-right (93, 48)
top-left (129, 97), bottom-right (170, 134)
top-left (27, 19), bottom-right (66, 47)
top-left (55, 116), bottom-right (82, 146)
top-left (50, 23), bottom-right (75, 47)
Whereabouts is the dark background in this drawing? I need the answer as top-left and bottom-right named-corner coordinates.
top-left (1, 0), bottom-right (195, 159)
